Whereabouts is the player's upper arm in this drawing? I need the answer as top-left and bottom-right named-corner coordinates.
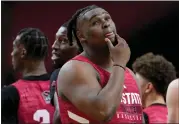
top-left (1, 85), bottom-right (19, 122)
top-left (57, 60), bottom-right (108, 121)
top-left (166, 79), bottom-right (179, 123)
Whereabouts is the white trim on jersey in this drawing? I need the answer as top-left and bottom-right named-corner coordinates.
top-left (68, 110), bottom-right (89, 123)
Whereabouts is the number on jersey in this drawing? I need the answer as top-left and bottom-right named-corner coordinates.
top-left (33, 109), bottom-right (50, 123)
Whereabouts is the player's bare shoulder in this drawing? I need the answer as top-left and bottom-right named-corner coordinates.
top-left (57, 59), bottom-right (98, 95)
top-left (169, 78), bottom-right (179, 88)
top-left (166, 78), bottom-right (179, 104)
top-left (59, 59), bottom-right (97, 80)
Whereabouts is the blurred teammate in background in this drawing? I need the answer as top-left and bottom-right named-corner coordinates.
top-left (132, 52), bottom-right (176, 123)
top-left (2, 28), bottom-right (54, 124)
top-left (50, 22), bottom-right (80, 124)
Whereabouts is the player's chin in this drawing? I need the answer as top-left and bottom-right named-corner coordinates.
top-left (106, 34), bottom-right (115, 41)
top-left (111, 37), bottom-right (117, 46)
top-left (53, 58), bottom-right (65, 66)
top-left (13, 65), bottom-right (19, 71)
top-left (12, 62), bottom-right (16, 70)
top-left (12, 66), bottom-right (16, 71)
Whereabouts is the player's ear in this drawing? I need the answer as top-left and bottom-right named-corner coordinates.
top-left (76, 30), bottom-right (86, 44)
top-left (145, 82), bottom-right (153, 93)
top-left (21, 48), bottom-right (27, 59)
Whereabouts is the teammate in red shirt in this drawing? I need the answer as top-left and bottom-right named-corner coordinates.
top-left (2, 28), bottom-right (54, 124)
top-left (166, 78), bottom-right (179, 123)
top-left (57, 5), bottom-right (144, 123)
top-left (132, 52), bottom-right (176, 123)
top-left (50, 22), bottom-right (80, 124)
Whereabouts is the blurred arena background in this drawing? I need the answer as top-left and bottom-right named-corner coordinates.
top-left (1, 1), bottom-right (179, 87)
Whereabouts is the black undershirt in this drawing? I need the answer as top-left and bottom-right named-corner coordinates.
top-left (1, 74), bottom-right (49, 124)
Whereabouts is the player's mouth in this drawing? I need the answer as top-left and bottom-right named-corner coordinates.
top-left (105, 32), bottom-right (115, 38)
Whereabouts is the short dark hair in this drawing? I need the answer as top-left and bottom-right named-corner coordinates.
top-left (132, 52), bottom-right (176, 98)
top-left (17, 28), bottom-right (49, 60)
top-left (62, 21), bottom-right (69, 28)
top-left (67, 5), bottom-right (99, 52)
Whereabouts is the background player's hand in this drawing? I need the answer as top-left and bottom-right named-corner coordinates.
top-left (105, 34), bottom-right (131, 67)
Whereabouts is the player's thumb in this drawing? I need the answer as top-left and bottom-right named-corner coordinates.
top-left (105, 38), bottom-right (114, 50)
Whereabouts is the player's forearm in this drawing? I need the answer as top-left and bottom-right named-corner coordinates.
top-left (94, 66), bottom-right (125, 121)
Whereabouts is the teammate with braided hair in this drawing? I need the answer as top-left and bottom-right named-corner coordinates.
top-left (50, 21), bottom-right (80, 124)
top-left (2, 28), bottom-right (55, 124)
top-left (57, 5), bottom-right (144, 123)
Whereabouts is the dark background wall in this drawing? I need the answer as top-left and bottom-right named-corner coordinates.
top-left (1, 1), bottom-right (179, 86)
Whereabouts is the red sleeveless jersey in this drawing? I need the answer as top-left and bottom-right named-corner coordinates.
top-left (143, 104), bottom-right (167, 123)
top-left (12, 79), bottom-right (55, 124)
top-left (58, 55), bottom-right (143, 124)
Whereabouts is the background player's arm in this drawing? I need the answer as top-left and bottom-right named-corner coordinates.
top-left (128, 68), bottom-right (146, 124)
top-left (50, 69), bottom-right (61, 124)
top-left (53, 92), bottom-right (61, 124)
top-left (57, 60), bottom-right (125, 122)
top-left (1, 85), bottom-right (19, 123)
top-left (166, 79), bottom-right (179, 123)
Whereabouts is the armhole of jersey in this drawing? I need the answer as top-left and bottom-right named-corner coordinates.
top-left (9, 85), bottom-right (20, 123)
top-left (12, 85), bottom-right (20, 112)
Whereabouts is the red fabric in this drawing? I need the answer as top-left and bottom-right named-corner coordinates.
top-left (13, 80), bottom-right (55, 124)
top-left (58, 55), bottom-right (143, 123)
top-left (143, 104), bottom-right (167, 123)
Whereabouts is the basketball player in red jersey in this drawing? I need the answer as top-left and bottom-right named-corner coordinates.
top-left (57, 5), bottom-right (144, 123)
top-left (132, 53), bottom-right (176, 123)
top-left (166, 78), bottom-right (179, 123)
top-left (2, 28), bottom-right (54, 124)
top-left (50, 22), bottom-right (80, 124)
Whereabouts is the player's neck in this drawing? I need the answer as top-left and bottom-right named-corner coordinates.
top-left (83, 49), bottom-right (112, 69)
top-left (22, 60), bottom-right (47, 77)
top-left (145, 94), bottom-right (165, 108)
